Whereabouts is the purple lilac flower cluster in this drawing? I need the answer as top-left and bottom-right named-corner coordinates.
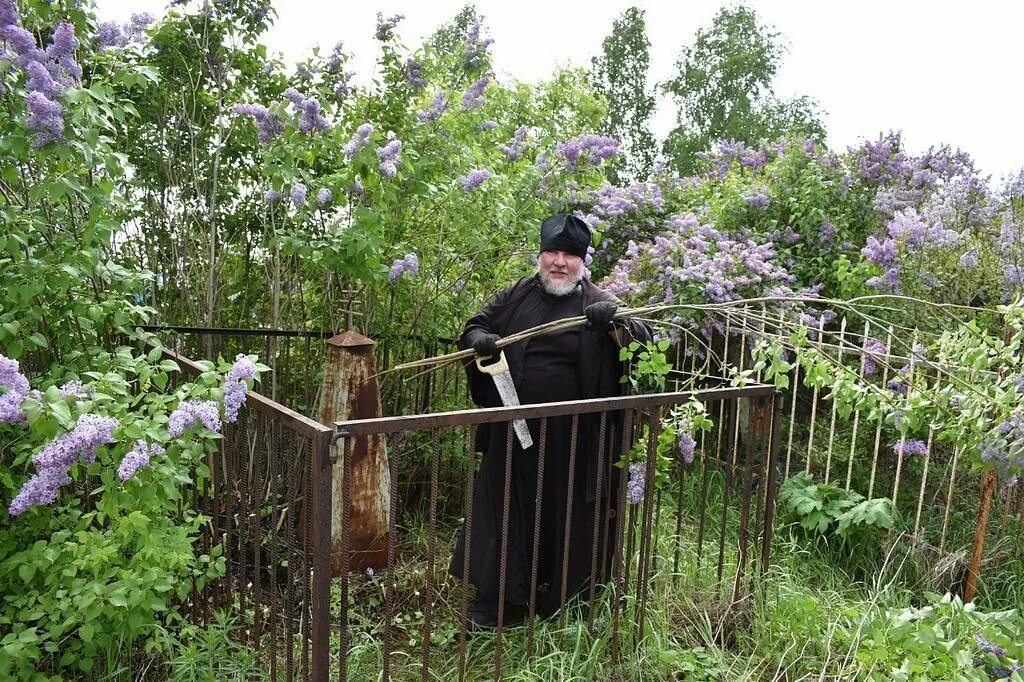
top-left (891, 438), bottom-right (928, 458)
top-left (416, 91), bottom-right (449, 123)
top-left (316, 187), bottom-right (332, 207)
top-left (743, 186), bottom-right (770, 208)
top-left (325, 42), bottom-right (346, 73)
top-left (695, 139), bottom-right (782, 178)
top-left (117, 439), bottom-right (164, 481)
top-left (264, 189), bottom-right (283, 204)
top-left (232, 104), bottom-right (284, 143)
top-left (344, 123), bottom-right (374, 162)
top-left (374, 13), bottom-right (404, 42)
top-left (498, 125), bottom-right (528, 160)
top-left (461, 76), bottom-right (489, 110)
top-left (403, 58), bottom-right (426, 88)
top-left (9, 413), bottom-right (118, 515)
top-left (463, 20), bottom-right (493, 70)
top-left (291, 183), bottom-right (307, 208)
top-left (678, 432), bottom-right (696, 465)
top-left (555, 134), bottom-right (619, 171)
top-left (377, 139), bottom-right (402, 179)
top-left (283, 87), bottom-right (330, 133)
top-left (96, 12), bottom-right (153, 49)
top-left (460, 169), bottom-right (489, 192)
top-left (0, 354), bottom-right (31, 425)
top-left (861, 338), bottom-right (887, 375)
top-left (389, 253), bottom-right (419, 283)
top-left (626, 462), bottom-right (645, 504)
top-left (974, 634), bottom-right (1008, 658)
top-left (2, 6), bottom-right (83, 147)
top-left (168, 400), bottom-right (222, 438)
top-left (604, 214), bottom-right (796, 310)
top-left (887, 365), bottom-right (911, 396)
top-left (223, 354), bottom-right (257, 424)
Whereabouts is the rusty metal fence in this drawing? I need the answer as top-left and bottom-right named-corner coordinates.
top-left (163, 346), bottom-right (334, 680)
top-left (330, 385), bottom-right (781, 681)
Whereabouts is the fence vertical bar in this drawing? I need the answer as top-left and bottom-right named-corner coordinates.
top-left (824, 317), bottom-right (846, 483)
top-left (634, 410), bottom-right (661, 645)
top-left (457, 426), bottom-right (477, 682)
top-left (732, 396), bottom-right (758, 606)
top-left (760, 393), bottom-right (783, 573)
top-left (420, 431), bottom-right (441, 682)
top-left (913, 425), bottom-right (936, 539)
top-left (868, 326), bottom-right (895, 499)
top-left (527, 419), bottom-right (548, 656)
top-left (587, 413), bottom-right (609, 633)
top-left (846, 320), bottom-right (871, 489)
top-left (311, 429), bottom-right (332, 682)
top-left (804, 316), bottom-right (827, 476)
top-left (338, 433), bottom-right (353, 682)
top-left (494, 422), bottom-right (515, 682)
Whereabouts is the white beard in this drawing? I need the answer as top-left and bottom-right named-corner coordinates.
top-left (539, 272), bottom-right (581, 296)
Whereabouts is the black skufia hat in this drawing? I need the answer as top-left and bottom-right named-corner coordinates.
top-left (539, 214), bottom-right (591, 259)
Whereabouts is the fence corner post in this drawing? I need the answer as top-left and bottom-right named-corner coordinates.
top-left (318, 331), bottom-right (390, 574)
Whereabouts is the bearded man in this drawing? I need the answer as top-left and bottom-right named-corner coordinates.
top-left (449, 214), bottom-right (652, 628)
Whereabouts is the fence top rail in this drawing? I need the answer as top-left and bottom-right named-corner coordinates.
top-left (139, 324), bottom-right (455, 345)
top-left (159, 345), bottom-right (332, 438)
top-left (334, 384), bottom-right (775, 437)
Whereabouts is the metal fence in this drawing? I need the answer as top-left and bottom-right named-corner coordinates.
top-left (669, 308), bottom-right (1024, 587)
top-left (163, 346), bottom-right (334, 680)
top-left (329, 385), bottom-right (781, 681)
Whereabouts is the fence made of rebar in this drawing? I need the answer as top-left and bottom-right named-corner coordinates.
top-left (330, 384), bottom-right (781, 682)
top-left (163, 346), bottom-right (334, 681)
top-left (668, 306), bottom-right (1024, 583)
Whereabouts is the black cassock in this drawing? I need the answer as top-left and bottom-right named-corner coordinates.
top-left (449, 275), bottom-right (652, 616)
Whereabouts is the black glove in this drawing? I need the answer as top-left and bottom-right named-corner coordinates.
top-left (585, 301), bottom-right (618, 331)
top-left (470, 332), bottom-right (500, 358)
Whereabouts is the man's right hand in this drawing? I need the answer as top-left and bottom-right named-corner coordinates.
top-left (471, 332), bottom-right (500, 358)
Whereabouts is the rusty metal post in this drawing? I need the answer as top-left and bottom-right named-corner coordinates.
top-left (964, 469), bottom-right (997, 603)
top-left (319, 331), bottom-right (390, 573)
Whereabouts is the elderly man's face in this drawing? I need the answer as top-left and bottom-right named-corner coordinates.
top-left (538, 249), bottom-right (583, 295)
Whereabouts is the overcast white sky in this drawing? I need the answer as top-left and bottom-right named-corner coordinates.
top-left (96, 0), bottom-right (1024, 183)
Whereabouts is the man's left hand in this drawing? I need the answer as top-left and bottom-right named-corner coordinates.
top-left (584, 301), bottom-right (618, 331)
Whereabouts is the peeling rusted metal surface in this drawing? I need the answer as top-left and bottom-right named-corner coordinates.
top-left (319, 331), bottom-right (390, 574)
